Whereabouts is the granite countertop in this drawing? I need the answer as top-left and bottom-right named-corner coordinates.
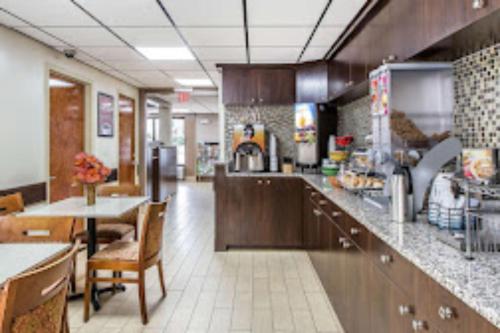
top-left (227, 170), bottom-right (500, 328)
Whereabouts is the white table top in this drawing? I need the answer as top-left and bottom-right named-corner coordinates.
top-left (0, 243), bottom-right (71, 285)
top-left (19, 196), bottom-right (149, 219)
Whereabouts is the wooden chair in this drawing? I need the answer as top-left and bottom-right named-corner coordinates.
top-left (84, 201), bottom-right (168, 324)
top-left (74, 184), bottom-right (141, 244)
top-left (0, 216), bottom-right (76, 243)
top-left (0, 193), bottom-right (24, 216)
top-left (0, 242), bottom-right (79, 333)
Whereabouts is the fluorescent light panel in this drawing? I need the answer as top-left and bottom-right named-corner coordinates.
top-left (175, 78), bottom-right (213, 87)
top-left (136, 47), bottom-right (194, 60)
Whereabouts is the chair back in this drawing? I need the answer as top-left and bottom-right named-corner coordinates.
top-left (0, 242), bottom-right (78, 333)
top-left (98, 184), bottom-right (141, 197)
top-left (0, 216), bottom-right (76, 243)
top-left (96, 184), bottom-right (141, 226)
top-left (139, 201), bottom-right (167, 263)
top-left (0, 193), bottom-right (25, 216)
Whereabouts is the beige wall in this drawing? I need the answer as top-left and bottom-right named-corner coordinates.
top-left (0, 26), bottom-right (139, 190)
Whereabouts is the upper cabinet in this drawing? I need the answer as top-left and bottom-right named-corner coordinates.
top-left (295, 61), bottom-right (328, 103)
top-left (221, 66), bottom-right (295, 106)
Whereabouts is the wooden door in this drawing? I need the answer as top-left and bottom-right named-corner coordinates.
top-left (49, 74), bottom-right (85, 202)
top-left (118, 95), bottom-right (136, 184)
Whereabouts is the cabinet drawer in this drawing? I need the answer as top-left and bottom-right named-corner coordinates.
top-left (344, 215), bottom-right (370, 252)
top-left (420, 274), bottom-right (498, 333)
top-left (370, 235), bottom-right (416, 299)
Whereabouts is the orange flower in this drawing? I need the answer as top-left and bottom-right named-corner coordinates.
top-left (73, 152), bottom-right (111, 185)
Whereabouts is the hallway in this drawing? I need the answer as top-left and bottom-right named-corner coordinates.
top-left (69, 182), bottom-right (343, 333)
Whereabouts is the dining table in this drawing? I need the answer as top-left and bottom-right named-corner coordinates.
top-left (19, 196), bottom-right (149, 311)
top-left (0, 243), bottom-right (72, 285)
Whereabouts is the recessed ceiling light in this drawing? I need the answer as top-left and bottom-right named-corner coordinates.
top-left (49, 78), bottom-right (75, 88)
top-left (172, 108), bottom-right (190, 113)
top-left (136, 47), bottom-right (194, 60)
top-left (175, 78), bottom-right (213, 87)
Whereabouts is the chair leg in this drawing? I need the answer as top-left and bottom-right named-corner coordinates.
top-left (138, 270), bottom-right (148, 324)
top-left (157, 260), bottom-right (167, 297)
top-left (70, 253), bottom-right (77, 293)
top-left (83, 267), bottom-right (92, 322)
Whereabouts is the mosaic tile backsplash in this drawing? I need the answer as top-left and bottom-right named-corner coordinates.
top-left (336, 95), bottom-right (372, 147)
top-left (224, 105), bottom-right (296, 159)
top-left (453, 44), bottom-right (500, 148)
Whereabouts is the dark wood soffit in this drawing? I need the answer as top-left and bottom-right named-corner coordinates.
top-left (326, 0), bottom-right (388, 60)
top-left (0, 182), bottom-right (47, 206)
top-left (413, 9), bottom-right (500, 61)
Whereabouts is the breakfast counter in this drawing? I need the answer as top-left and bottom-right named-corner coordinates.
top-left (219, 166), bottom-right (500, 329)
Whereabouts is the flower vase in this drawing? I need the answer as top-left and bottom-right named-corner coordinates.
top-left (86, 184), bottom-right (96, 206)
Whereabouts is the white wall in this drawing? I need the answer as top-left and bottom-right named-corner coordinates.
top-left (0, 27), bottom-right (139, 189)
top-left (195, 114), bottom-right (219, 143)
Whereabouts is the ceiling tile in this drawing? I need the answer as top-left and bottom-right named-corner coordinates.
top-left (113, 27), bottom-right (184, 47)
top-left (169, 71), bottom-right (210, 80)
top-left (13, 27), bottom-right (67, 46)
top-left (322, 0), bottom-right (366, 26)
top-left (250, 47), bottom-right (301, 63)
top-left (79, 47), bottom-right (144, 61)
top-left (74, 0), bottom-right (171, 27)
top-left (79, 60), bottom-right (115, 72)
top-left (105, 70), bottom-right (145, 86)
top-left (248, 0), bottom-right (329, 26)
top-left (0, 10), bottom-right (29, 26)
top-left (0, 0), bottom-right (99, 26)
top-left (300, 47), bottom-right (328, 62)
top-left (122, 70), bottom-right (174, 85)
top-left (309, 27), bottom-right (344, 47)
top-left (193, 47), bottom-right (246, 61)
top-left (202, 60), bottom-right (240, 72)
top-left (180, 27), bottom-right (245, 47)
top-left (108, 60), bottom-right (156, 71)
top-left (153, 60), bottom-right (203, 71)
top-left (44, 27), bottom-right (124, 46)
top-left (160, 0), bottom-right (243, 26)
top-left (249, 27), bottom-right (311, 47)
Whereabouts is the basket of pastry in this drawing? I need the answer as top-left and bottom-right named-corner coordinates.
top-left (338, 172), bottom-right (385, 192)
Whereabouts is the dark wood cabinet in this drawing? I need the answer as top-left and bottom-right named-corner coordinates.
top-left (217, 175), bottom-right (302, 249)
top-left (221, 66), bottom-right (295, 105)
top-left (296, 61), bottom-right (329, 103)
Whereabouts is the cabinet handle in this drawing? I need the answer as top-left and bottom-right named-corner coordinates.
top-left (398, 305), bottom-right (412, 316)
top-left (438, 306), bottom-right (454, 320)
top-left (259, 98), bottom-right (263, 103)
top-left (380, 254), bottom-right (392, 264)
top-left (350, 227), bottom-right (360, 235)
top-left (266, 179), bottom-right (271, 185)
top-left (257, 179), bottom-right (263, 185)
top-left (331, 211), bottom-right (342, 218)
top-left (342, 241), bottom-right (352, 249)
top-left (313, 209), bottom-right (322, 217)
top-left (305, 185), bottom-right (312, 190)
top-left (319, 200), bottom-right (328, 206)
top-left (411, 320), bottom-right (426, 331)
top-left (338, 237), bottom-right (347, 244)
top-left (251, 98), bottom-right (255, 103)
top-left (311, 192), bottom-right (318, 197)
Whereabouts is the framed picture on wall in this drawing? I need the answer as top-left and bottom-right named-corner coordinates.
top-left (97, 92), bottom-right (114, 137)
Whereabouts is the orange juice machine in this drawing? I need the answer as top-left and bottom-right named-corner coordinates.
top-left (232, 123), bottom-right (265, 172)
top-left (295, 103), bottom-right (337, 173)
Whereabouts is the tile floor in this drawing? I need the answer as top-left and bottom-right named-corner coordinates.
top-left (69, 182), bottom-right (344, 333)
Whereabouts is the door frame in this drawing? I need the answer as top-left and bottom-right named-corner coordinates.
top-left (118, 93), bottom-right (138, 184)
top-left (45, 66), bottom-right (91, 202)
